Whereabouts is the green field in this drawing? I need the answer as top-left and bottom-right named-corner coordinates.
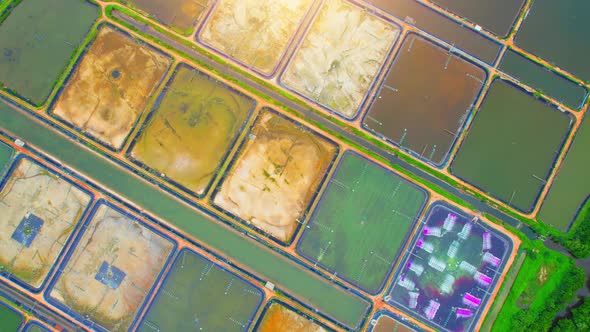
top-left (0, 140), bottom-right (13, 174)
top-left (139, 249), bottom-right (263, 331)
top-left (0, 0), bottom-right (98, 105)
top-left (0, 101), bottom-right (369, 329)
top-left (539, 116), bottom-right (590, 231)
top-left (451, 79), bottom-right (571, 212)
top-left (0, 301), bottom-right (22, 331)
top-left (297, 151), bottom-right (427, 294)
top-left (490, 247), bottom-right (583, 332)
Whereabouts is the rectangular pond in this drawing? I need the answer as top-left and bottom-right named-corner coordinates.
top-left (297, 151), bottom-right (428, 294)
top-left (451, 79), bottom-right (572, 213)
top-left (125, 0), bottom-right (212, 35)
top-left (0, 0), bottom-right (98, 105)
top-left (366, 0), bottom-right (501, 64)
top-left (363, 33), bottom-right (486, 166)
top-left (386, 202), bottom-right (513, 332)
top-left (281, 0), bottom-right (400, 119)
top-left (430, 0), bottom-right (525, 37)
top-left (212, 108), bottom-right (338, 244)
top-left (128, 63), bottom-right (255, 197)
top-left (47, 201), bottom-right (176, 331)
top-left (369, 312), bottom-right (416, 332)
top-left (539, 116), bottom-right (590, 231)
top-left (254, 300), bottom-right (332, 332)
top-left (515, 0), bottom-right (590, 81)
top-left (0, 157), bottom-right (92, 291)
top-left (500, 49), bottom-right (587, 110)
top-left (0, 300), bottom-right (23, 332)
top-left (199, 0), bottom-right (315, 76)
top-left (0, 99), bottom-right (370, 330)
top-left (139, 249), bottom-right (263, 331)
top-left (50, 25), bottom-right (172, 150)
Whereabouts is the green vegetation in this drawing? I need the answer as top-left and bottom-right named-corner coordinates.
top-left (481, 250), bottom-right (527, 331)
top-left (553, 297), bottom-right (590, 331)
top-left (491, 243), bottom-right (584, 332)
top-left (552, 201), bottom-right (590, 258)
top-left (298, 151), bottom-right (427, 294)
top-left (139, 249), bottom-right (263, 331)
top-left (0, 0), bottom-right (99, 105)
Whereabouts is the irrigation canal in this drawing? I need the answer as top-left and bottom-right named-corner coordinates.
top-left (0, 100), bottom-right (370, 329)
top-left (112, 10), bottom-right (537, 240)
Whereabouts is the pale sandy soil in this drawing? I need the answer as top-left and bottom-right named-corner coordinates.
top-left (50, 203), bottom-right (174, 331)
top-left (52, 26), bottom-right (171, 149)
top-left (213, 110), bottom-right (337, 242)
top-left (200, 0), bottom-right (314, 75)
top-left (0, 159), bottom-right (91, 288)
top-left (281, 0), bottom-right (399, 118)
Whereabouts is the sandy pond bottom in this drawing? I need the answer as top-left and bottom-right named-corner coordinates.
top-left (0, 158), bottom-right (91, 289)
top-left (49, 202), bottom-right (174, 331)
top-left (51, 26), bottom-right (171, 149)
top-left (281, 0), bottom-right (399, 118)
top-left (129, 64), bottom-right (254, 196)
top-left (200, 0), bottom-right (314, 75)
top-left (371, 314), bottom-right (415, 332)
top-left (213, 109), bottom-right (337, 242)
top-left (256, 301), bottom-right (327, 332)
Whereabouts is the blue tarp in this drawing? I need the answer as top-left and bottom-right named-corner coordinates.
top-left (95, 261), bottom-right (126, 289)
top-left (11, 213), bottom-right (44, 248)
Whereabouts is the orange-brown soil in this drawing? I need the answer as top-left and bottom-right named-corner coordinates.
top-left (372, 315), bottom-right (415, 332)
top-left (257, 302), bottom-right (327, 332)
top-left (213, 110), bottom-right (337, 242)
top-left (52, 26), bottom-right (171, 149)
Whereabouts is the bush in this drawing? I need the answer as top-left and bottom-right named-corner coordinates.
top-left (555, 201), bottom-right (590, 258)
top-left (552, 298), bottom-right (590, 331)
top-left (492, 248), bottom-right (585, 332)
